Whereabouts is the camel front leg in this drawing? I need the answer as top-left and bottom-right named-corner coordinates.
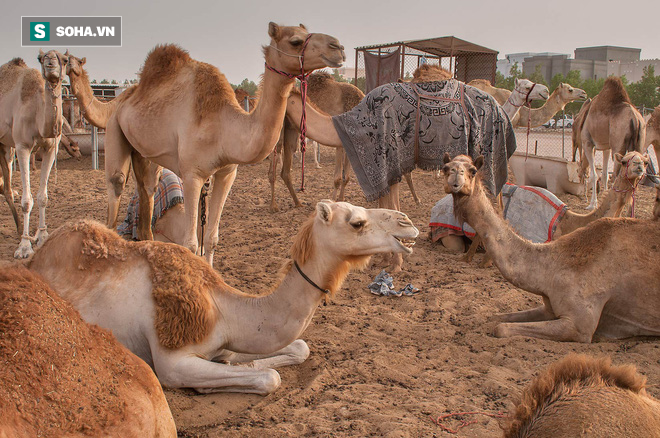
top-left (104, 114), bottom-right (133, 229)
top-left (14, 145), bottom-right (34, 258)
top-left (181, 174), bottom-right (205, 256)
top-left (0, 146), bottom-right (20, 233)
top-left (495, 297), bottom-right (555, 322)
top-left (462, 234), bottom-right (481, 263)
top-left (34, 139), bottom-right (59, 247)
top-left (332, 147), bottom-right (343, 200)
top-left (601, 151), bottom-right (610, 193)
top-left (494, 317), bottom-right (594, 343)
top-left (338, 149), bottom-right (351, 201)
top-left (268, 150), bottom-right (279, 212)
top-left (312, 141), bottom-right (321, 168)
top-left (202, 164), bottom-right (238, 265)
top-left (583, 142), bottom-right (598, 210)
top-left (155, 353), bottom-right (281, 395)
top-left (280, 131), bottom-right (302, 208)
top-left (404, 172), bottom-right (420, 204)
top-left (222, 340), bottom-right (310, 370)
top-left (131, 153), bottom-right (161, 241)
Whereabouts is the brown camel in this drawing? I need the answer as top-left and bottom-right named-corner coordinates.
top-left (575, 77), bottom-right (645, 210)
top-left (503, 354), bottom-right (660, 437)
top-left (0, 266), bottom-right (176, 437)
top-left (29, 202), bottom-right (418, 394)
top-left (286, 75), bottom-right (545, 271)
top-left (654, 182), bottom-right (660, 220)
top-left (443, 154), bottom-right (660, 342)
top-left (0, 51), bottom-right (67, 258)
top-left (469, 80), bottom-right (587, 127)
top-left (269, 72), bottom-right (364, 212)
top-left (104, 24), bottom-right (345, 266)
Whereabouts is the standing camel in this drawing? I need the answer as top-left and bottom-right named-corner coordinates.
top-left (286, 78), bottom-right (545, 271)
top-left (0, 51), bottom-right (67, 258)
top-left (442, 154), bottom-right (660, 342)
top-left (574, 77), bottom-right (645, 210)
top-left (29, 201), bottom-right (419, 394)
top-left (469, 80), bottom-right (587, 127)
top-left (104, 23), bottom-right (345, 266)
top-left (269, 72), bottom-right (364, 212)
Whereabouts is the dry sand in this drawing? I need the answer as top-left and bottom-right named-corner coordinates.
top-left (1, 149), bottom-right (658, 437)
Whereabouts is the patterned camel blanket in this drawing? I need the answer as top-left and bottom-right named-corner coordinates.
top-left (332, 79), bottom-right (516, 201)
top-left (429, 183), bottom-right (568, 243)
top-left (117, 169), bottom-right (184, 240)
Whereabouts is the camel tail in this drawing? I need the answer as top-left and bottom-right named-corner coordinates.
top-left (502, 354), bottom-right (646, 438)
top-left (571, 98), bottom-right (591, 162)
top-left (0, 151), bottom-right (20, 234)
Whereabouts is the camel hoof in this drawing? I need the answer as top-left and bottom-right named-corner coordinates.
top-left (585, 203), bottom-right (597, 211)
top-left (270, 205), bottom-right (279, 213)
top-left (315, 164), bottom-right (322, 169)
top-left (14, 240), bottom-right (34, 259)
top-left (493, 324), bottom-right (510, 338)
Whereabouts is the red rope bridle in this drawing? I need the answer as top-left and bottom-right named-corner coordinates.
top-left (265, 33), bottom-right (313, 191)
top-left (505, 82), bottom-right (537, 161)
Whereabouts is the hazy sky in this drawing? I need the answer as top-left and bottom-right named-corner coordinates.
top-left (3, 0), bottom-right (660, 84)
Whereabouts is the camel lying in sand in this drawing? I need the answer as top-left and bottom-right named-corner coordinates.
top-left (0, 266), bottom-right (175, 437)
top-left (442, 154), bottom-right (660, 342)
top-left (503, 354), bottom-right (660, 437)
top-left (29, 201), bottom-right (418, 394)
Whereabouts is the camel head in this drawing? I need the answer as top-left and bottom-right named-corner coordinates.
top-left (442, 153), bottom-right (484, 196)
top-left (265, 23), bottom-right (345, 76)
top-left (556, 83), bottom-right (588, 102)
top-left (614, 151), bottom-right (649, 182)
top-left (513, 78), bottom-right (549, 102)
top-left (646, 107), bottom-right (660, 148)
top-left (300, 201), bottom-right (419, 262)
top-left (38, 49), bottom-right (68, 84)
top-left (65, 51), bottom-right (87, 77)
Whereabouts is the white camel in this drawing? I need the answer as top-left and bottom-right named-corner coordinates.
top-left (29, 201), bottom-right (419, 394)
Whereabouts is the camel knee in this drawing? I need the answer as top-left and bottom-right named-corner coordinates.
top-left (259, 369), bottom-right (282, 395)
top-left (36, 190), bottom-right (48, 209)
top-left (109, 172), bottom-right (126, 197)
top-left (21, 192), bottom-right (33, 213)
top-left (288, 339), bottom-right (310, 364)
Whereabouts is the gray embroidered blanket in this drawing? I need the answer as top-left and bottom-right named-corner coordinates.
top-left (332, 80), bottom-right (516, 201)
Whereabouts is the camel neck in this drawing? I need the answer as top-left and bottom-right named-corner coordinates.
top-left (217, 248), bottom-right (344, 354)
top-left (455, 185), bottom-right (548, 294)
top-left (502, 89), bottom-right (525, 121)
top-left (69, 71), bottom-right (114, 129)
top-left (519, 91), bottom-right (564, 128)
top-left (39, 80), bottom-right (63, 138)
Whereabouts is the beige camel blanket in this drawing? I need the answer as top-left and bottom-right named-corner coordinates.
top-left (332, 79), bottom-right (516, 201)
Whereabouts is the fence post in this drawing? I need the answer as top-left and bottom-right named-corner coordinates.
top-left (92, 126), bottom-right (99, 170)
top-left (561, 109), bottom-right (565, 159)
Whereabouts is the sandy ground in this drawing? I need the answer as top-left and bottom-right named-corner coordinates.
top-left (1, 149), bottom-right (658, 437)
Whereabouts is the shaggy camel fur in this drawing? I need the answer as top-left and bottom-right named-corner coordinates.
top-left (503, 354), bottom-right (660, 437)
top-left (443, 154), bottom-right (660, 342)
top-left (0, 51), bottom-right (67, 258)
top-left (286, 76), bottom-right (546, 272)
top-left (269, 72), bottom-right (364, 212)
top-left (104, 24), bottom-right (345, 266)
top-left (574, 77), bottom-right (646, 210)
top-left (29, 201), bottom-right (418, 394)
top-left (469, 80), bottom-right (587, 128)
top-left (0, 266), bottom-right (176, 437)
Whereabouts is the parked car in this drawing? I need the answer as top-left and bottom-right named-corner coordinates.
top-left (543, 119), bottom-right (556, 128)
top-left (555, 116), bottom-right (574, 128)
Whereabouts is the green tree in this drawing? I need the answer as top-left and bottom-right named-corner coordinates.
top-left (111, 79), bottom-right (118, 84)
top-left (564, 70), bottom-right (582, 88)
top-left (331, 69), bottom-right (350, 83)
top-left (230, 78), bottom-right (258, 96)
top-left (351, 76), bottom-right (366, 92)
top-left (581, 77), bottom-right (605, 98)
top-left (626, 66), bottom-right (660, 109)
top-left (91, 79), bottom-right (97, 84)
top-left (527, 65), bottom-right (547, 86)
top-left (100, 79), bottom-right (109, 84)
top-left (495, 71), bottom-right (506, 88)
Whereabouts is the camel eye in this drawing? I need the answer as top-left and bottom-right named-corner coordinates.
top-left (290, 38), bottom-right (303, 47)
top-left (350, 220), bottom-right (365, 230)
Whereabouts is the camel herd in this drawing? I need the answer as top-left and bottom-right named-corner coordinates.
top-left (1, 22), bottom-right (659, 437)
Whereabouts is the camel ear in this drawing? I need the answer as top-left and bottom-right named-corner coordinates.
top-left (64, 49), bottom-right (69, 57)
top-left (443, 152), bottom-right (452, 165)
top-left (60, 51), bottom-right (69, 64)
top-left (38, 49), bottom-right (45, 63)
top-left (316, 201), bottom-right (333, 224)
top-left (474, 155), bottom-right (485, 170)
top-left (81, 57), bottom-right (87, 65)
top-left (268, 22), bottom-right (281, 40)
top-left (642, 153), bottom-right (649, 163)
top-left (614, 153), bottom-right (624, 164)
top-left (299, 23), bottom-right (307, 31)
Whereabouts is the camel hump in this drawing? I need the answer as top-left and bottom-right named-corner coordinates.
top-left (411, 64), bottom-right (452, 82)
top-left (503, 354), bottom-right (647, 437)
top-left (468, 78), bottom-right (492, 87)
top-left (8, 57), bottom-right (28, 68)
top-left (307, 71), bottom-right (335, 88)
top-left (139, 44), bottom-right (192, 89)
top-left (595, 76), bottom-right (633, 111)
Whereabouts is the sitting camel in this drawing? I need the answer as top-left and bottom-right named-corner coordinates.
top-left (503, 354), bottom-right (660, 437)
top-left (574, 77), bottom-right (645, 210)
top-left (469, 80), bottom-right (587, 127)
top-left (442, 154), bottom-right (660, 342)
top-left (654, 182), bottom-right (660, 220)
top-left (28, 201), bottom-right (418, 394)
top-left (286, 76), bottom-right (546, 271)
top-left (0, 266), bottom-right (175, 437)
top-left (104, 24), bottom-right (345, 267)
top-left (0, 51), bottom-right (67, 258)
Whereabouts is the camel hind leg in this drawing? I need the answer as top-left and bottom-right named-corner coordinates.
top-left (33, 138), bottom-right (59, 247)
top-left (221, 340), bottom-right (309, 369)
top-left (131, 153), bottom-right (161, 241)
top-left (0, 146), bottom-right (19, 233)
top-left (280, 125), bottom-right (302, 208)
top-left (332, 147), bottom-right (343, 200)
top-left (337, 149), bottom-right (351, 201)
top-left (104, 114), bottom-right (133, 229)
top-left (404, 172), bottom-right (420, 204)
top-left (202, 164), bottom-right (238, 266)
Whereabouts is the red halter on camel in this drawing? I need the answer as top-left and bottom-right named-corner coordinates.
top-left (265, 33), bottom-right (314, 191)
top-left (506, 82), bottom-right (537, 161)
